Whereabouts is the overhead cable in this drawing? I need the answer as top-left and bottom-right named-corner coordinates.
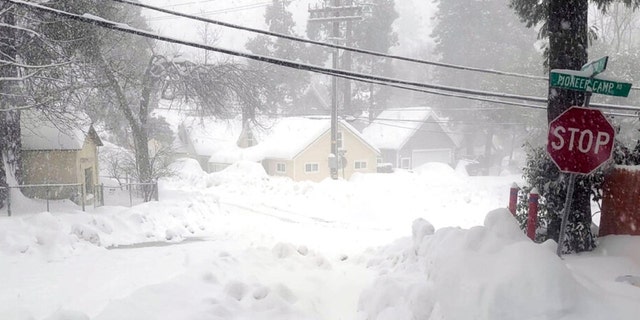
top-left (111, 0), bottom-right (550, 81)
top-left (6, 0), bottom-right (640, 116)
top-left (6, 1), bottom-right (555, 102)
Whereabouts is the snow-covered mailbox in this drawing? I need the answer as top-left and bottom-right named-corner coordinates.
top-left (20, 115), bottom-right (103, 203)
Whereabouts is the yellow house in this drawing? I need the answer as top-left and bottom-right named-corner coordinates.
top-left (177, 116), bottom-right (378, 181)
top-left (202, 117), bottom-right (379, 182)
top-left (20, 117), bottom-right (103, 201)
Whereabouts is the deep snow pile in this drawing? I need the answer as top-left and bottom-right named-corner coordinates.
top-left (2, 159), bottom-right (638, 320)
top-left (357, 210), bottom-right (640, 320)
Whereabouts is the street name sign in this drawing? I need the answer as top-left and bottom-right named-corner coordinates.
top-left (581, 56), bottom-right (608, 76)
top-left (550, 70), bottom-right (632, 97)
top-left (547, 106), bottom-right (615, 175)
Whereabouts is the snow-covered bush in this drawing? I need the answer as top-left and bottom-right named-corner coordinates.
top-left (517, 141), bottom-right (640, 253)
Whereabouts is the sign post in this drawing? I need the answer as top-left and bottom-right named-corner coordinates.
top-left (548, 56), bottom-right (623, 257)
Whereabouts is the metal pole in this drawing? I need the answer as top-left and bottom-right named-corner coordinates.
top-left (557, 88), bottom-right (593, 257)
top-left (129, 183), bottom-right (133, 207)
top-left (557, 173), bottom-right (577, 257)
top-left (583, 90), bottom-right (592, 108)
top-left (330, 0), bottom-right (340, 180)
top-left (46, 187), bottom-right (50, 212)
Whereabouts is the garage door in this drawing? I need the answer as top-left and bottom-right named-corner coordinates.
top-left (412, 149), bottom-right (452, 168)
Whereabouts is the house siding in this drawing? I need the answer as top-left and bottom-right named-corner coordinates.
top-left (21, 136), bottom-right (100, 200)
top-left (398, 117), bottom-right (457, 169)
top-left (262, 159), bottom-right (295, 180)
top-left (291, 124), bottom-right (378, 182)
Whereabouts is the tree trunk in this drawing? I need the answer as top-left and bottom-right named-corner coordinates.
top-left (546, 0), bottom-right (595, 253)
top-left (0, 5), bottom-right (23, 208)
top-left (98, 52), bottom-right (155, 192)
top-left (547, 0), bottom-right (588, 121)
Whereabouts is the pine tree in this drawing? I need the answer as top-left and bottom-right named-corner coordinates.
top-left (350, 0), bottom-right (398, 118)
top-left (430, 0), bottom-right (542, 171)
top-left (246, 0), bottom-right (311, 114)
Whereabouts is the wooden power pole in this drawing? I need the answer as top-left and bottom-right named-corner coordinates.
top-left (308, 0), bottom-right (362, 179)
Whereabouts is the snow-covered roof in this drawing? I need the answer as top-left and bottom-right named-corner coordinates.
top-left (203, 117), bottom-right (378, 164)
top-left (21, 113), bottom-right (98, 151)
top-left (362, 107), bottom-right (448, 150)
top-left (181, 117), bottom-right (246, 158)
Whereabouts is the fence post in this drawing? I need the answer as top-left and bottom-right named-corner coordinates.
top-left (154, 180), bottom-right (159, 201)
top-left (100, 183), bottom-right (104, 206)
top-left (527, 188), bottom-right (539, 241)
top-left (6, 187), bottom-right (11, 217)
top-left (81, 184), bottom-right (85, 212)
top-left (508, 183), bottom-right (519, 216)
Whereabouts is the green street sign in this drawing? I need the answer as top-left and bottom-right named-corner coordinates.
top-left (550, 70), bottom-right (632, 97)
top-left (581, 56), bottom-right (608, 76)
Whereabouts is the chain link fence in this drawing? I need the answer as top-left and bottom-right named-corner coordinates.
top-left (94, 182), bottom-right (159, 208)
top-left (1, 181), bottom-right (158, 216)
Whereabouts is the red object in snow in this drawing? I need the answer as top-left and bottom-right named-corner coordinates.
top-left (527, 189), bottom-right (539, 241)
top-left (547, 106), bottom-right (615, 175)
top-left (508, 183), bottom-right (518, 216)
top-left (600, 167), bottom-right (640, 236)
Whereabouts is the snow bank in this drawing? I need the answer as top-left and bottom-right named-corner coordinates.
top-left (358, 209), bottom-right (625, 320)
top-left (0, 192), bottom-right (220, 260)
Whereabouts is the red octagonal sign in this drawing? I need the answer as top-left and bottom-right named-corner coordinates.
top-left (547, 106), bottom-right (615, 175)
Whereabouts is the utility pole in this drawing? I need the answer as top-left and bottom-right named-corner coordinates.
top-left (308, 0), bottom-right (362, 179)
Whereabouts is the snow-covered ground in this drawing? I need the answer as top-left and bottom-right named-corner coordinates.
top-left (1, 160), bottom-right (639, 320)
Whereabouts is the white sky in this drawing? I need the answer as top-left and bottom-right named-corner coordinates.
top-left (141, 0), bottom-right (435, 60)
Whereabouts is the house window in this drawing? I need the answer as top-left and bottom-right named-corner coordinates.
top-left (305, 163), bottom-right (319, 173)
top-left (276, 163), bottom-right (286, 173)
top-left (247, 131), bottom-right (255, 146)
top-left (355, 161), bottom-right (367, 170)
top-left (337, 131), bottom-right (344, 149)
top-left (400, 158), bottom-right (411, 169)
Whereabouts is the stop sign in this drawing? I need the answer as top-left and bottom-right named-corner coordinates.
top-left (547, 106), bottom-right (615, 174)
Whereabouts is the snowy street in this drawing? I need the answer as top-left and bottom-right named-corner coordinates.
top-left (1, 160), bottom-right (639, 320)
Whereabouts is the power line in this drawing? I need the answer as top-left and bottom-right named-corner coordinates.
top-left (7, 1), bottom-right (550, 103)
top-left (158, 0), bottom-right (219, 9)
top-left (7, 0), bottom-right (640, 116)
top-left (371, 117), bottom-right (525, 125)
top-left (147, 2), bottom-right (271, 21)
top-left (117, 0), bottom-right (640, 94)
top-left (112, 0), bottom-right (552, 82)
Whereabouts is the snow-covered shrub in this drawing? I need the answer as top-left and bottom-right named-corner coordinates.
top-left (516, 144), bottom-right (596, 253)
top-left (517, 140), bottom-right (640, 253)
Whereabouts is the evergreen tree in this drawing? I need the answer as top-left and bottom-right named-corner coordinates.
top-left (510, 0), bottom-right (640, 253)
top-left (246, 0), bottom-right (311, 114)
top-left (430, 0), bottom-right (543, 170)
top-left (350, 0), bottom-right (398, 118)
